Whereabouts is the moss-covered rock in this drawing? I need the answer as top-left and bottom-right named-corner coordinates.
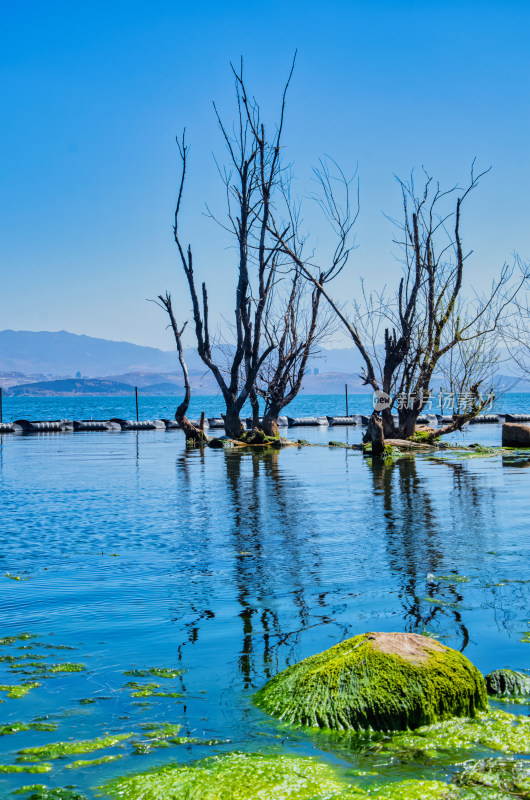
top-left (485, 669), bottom-right (530, 697)
top-left (98, 751), bottom-right (346, 799)
top-left (254, 632), bottom-right (487, 731)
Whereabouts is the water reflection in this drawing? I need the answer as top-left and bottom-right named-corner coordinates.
top-left (223, 449), bottom-right (326, 688)
top-left (367, 456), bottom-right (491, 650)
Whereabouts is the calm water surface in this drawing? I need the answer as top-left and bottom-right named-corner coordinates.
top-left (0, 431), bottom-right (529, 796)
top-left (3, 391), bottom-right (530, 424)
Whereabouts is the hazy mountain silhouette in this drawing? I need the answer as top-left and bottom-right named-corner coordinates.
top-left (0, 329), bottom-right (364, 378)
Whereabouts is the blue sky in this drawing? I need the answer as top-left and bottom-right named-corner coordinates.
top-left (1, 0), bottom-right (529, 349)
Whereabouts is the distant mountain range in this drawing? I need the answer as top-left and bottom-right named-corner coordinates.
top-left (0, 329), bottom-right (527, 396)
top-left (0, 329), bottom-right (366, 377)
top-left (0, 330), bottom-right (188, 376)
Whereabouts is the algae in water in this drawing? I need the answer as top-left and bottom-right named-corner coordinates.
top-left (99, 752), bottom-right (347, 800)
top-left (13, 787), bottom-right (88, 799)
top-left (17, 733), bottom-right (133, 762)
top-left (0, 682), bottom-right (40, 698)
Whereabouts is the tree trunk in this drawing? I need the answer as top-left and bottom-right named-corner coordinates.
top-left (176, 412), bottom-right (208, 444)
top-left (398, 408), bottom-right (419, 439)
top-left (222, 407), bottom-right (245, 439)
top-left (381, 407), bottom-right (397, 438)
top-left (249, 388), bottom-right (260, 429)
top-left (262, 411), bottom-right (280, 437)
top-left (365, 413), bottom-right (385, 457)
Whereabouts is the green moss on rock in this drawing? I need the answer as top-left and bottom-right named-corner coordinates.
top-left (254, 632), bottom-right (487, 731)
top-left (485, 669), bottom-right (530, 697)
top-left (99, 752), bottom-right (346, 799)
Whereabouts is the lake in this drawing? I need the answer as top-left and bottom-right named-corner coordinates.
top-left (0, 422), bottom-right (529, 797)
top-left (2, 391), bottom-right (530, 425)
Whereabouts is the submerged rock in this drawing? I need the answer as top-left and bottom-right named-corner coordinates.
top-left (254, 631), bottom-right (487, 731)
top-left (207, 437), bottom-right (241, 449)
top-left (99, 751), bottom-right (346, 800)
top-left (485, 668), bottom-right (530, 697)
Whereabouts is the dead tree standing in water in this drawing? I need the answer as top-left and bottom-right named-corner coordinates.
top-left (256, 271), bottom-right (324, 436)
top-left (155, 291), bottom-right (208, 444)
top-left (174, 61), bottom-right (296, 439)
top-left (277, 164), bottom-right (524, 443)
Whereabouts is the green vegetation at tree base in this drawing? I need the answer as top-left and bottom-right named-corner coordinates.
top-left (254, 632), bottom-right (487, 731)
top-left (409, 430), bottom-right (440, 443)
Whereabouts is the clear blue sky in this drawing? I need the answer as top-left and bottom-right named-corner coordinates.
top-left (1, 0), bottom-right (529, 349)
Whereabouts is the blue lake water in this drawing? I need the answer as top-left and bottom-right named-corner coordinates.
top-left (0, 421), bottom-right (529, 796)
top-left (2, 391), bottom-right (530, 425)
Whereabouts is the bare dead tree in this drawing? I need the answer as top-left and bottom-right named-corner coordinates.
top-left (277, 164), bottom-right (526, 444)
top-left (500, 272), bottom-right (530, 378)
top-left (254, 157), bottom-right (358, 433)
top-left (255, 269), bottom-right (325, 436)
top-left (154, 292), bottom-right (208, 444)
top-left (173, 59), bottom-right (297, 439)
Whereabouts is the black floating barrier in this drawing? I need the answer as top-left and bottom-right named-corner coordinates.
top-left (0, 422), bottom-right (22, 434)
top-left (73, 420), bottom-right (121, 431)
top-left (14, 420), bottom-right (72, 433)
top-left (326, 415), bottom-right (360, 426)
top-left (245, 417), bottom-right (288, 428)
top-left (504, 413), bottom-right (530, 423)
top-left (287, 416), bottom-right (329, 427)
top-left (110, 419), bottom-right (166, 431)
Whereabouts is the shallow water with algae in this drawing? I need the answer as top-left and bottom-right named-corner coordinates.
top-left (0, 431), bottom-right (529, 798)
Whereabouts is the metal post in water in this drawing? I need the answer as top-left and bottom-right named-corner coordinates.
top-left (345, 384), bottom-right (349, 417)
top-left (135, 387), bottom-right (139, 422)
